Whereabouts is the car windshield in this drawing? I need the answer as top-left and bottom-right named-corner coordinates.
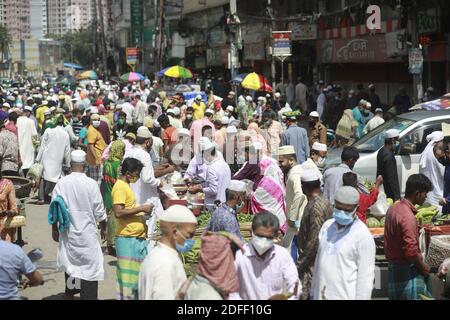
top-left (352, 117), bottom-right (415, 153)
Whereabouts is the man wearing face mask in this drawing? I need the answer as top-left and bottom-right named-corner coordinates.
top-left (278, 146), bottom-right (307, 261)
top-left (301, 142), bottom-right (327, 184)
top-left (230, 211), bottom-right (301, 300)
top-left (224, 105), bottom-right (237, 123)
top-left (138, 205), bottom-right (197, 300)
top-left (384, 174), bottom-right (433, 300)
top-left (311, 186), bottom-right (376, 300)
top-left (86, 114), bottom-right (107, 186)
top-left (376, 129), bottom-right (401, 201)
top-left (346, 89), bottom-right (358, 110)
top-left (308, 111), bottom-right (327, 147)
top-left (183, 107), bottom-right (194, 129)
top-left (352, 100), bottom-right (367, 140)
top-left (206, 180), bottom-right (246, 240)
top-left (297, 170), bottom-right (333, 300)
top-left (323, 146), bottom-right (359, 204)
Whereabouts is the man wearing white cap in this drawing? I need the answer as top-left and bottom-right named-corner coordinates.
top-left (187, 137), bottom-right (231, 210)
top-left (120, 97), bottom-right (135, 125)
top-left (132, 93), bottom-right (147, 126)
top-left (86, 114), bottom-right (107, 186)
top-left (36, 114), bottom-right (71, 204)
top-left (277, 146), bottom-right (307, 257)
top-left (377, 129), bottom-right (401, 201)
top-left (297, 169), bottom-right (333, 299)
top-left (171, 106), bottom-right (183, 129)
top-left (138, 205), bottom-right (197, 300)
top-left (224, 105), bottom-right (236, 123)
top-left (206, 180), bottom-right (247, 240)
top-left (17, 105), bottom-right (39, 176)
top-left (51, 150), bottom-right (107, 300)
top-left (309, 111), bottom-right (327, 147)
top-left (125, 126), bottom-right (174, 243)
top-left (311, 186), bottom-right (376, 300)
top-left (192, 95), bottom-right (206, 121)
top-left (363, 107), bottom-right (385, 135)
top-left (301, 142), bottom-right (327, 183)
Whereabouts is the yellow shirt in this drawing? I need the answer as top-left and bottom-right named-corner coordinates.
top-left (86, 125), bottom-right (107, 165)
top-left (112, 179), bottom-right (146, 238)
top-left (36, 106), bottom-right (49, 129)
top-left (192, 102), bottom-right (206, 120)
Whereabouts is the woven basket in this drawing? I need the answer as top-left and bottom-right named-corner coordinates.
top-left (4, 176), bottom-right (34, 199)
top-left (3, 215), bottom-right (26, 228)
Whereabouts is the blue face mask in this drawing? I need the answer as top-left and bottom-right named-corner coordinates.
top-left (333, 208), bottom-right (356, 226)
top-left (175, 230), bottom-right (195, 254)
top-left (294, 220), bottom-right (301, 229)
top-left (235, 198), bottom-right (244, 213)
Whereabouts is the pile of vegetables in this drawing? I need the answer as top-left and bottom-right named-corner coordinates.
top-left (283, 110), bottom-right (302, 118)
top-left (366, 217), bottom-right (386, 228)
top-left (415, 204), bottom-right (439, 225)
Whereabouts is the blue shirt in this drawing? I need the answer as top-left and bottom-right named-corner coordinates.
top-left (0, 240), bottom-right (36, 300)
top-left (352, 107), bottom-right (364, 139)
top-left (282, 124), bottom-right (310, 164)
top-left (79, 127), bottom-right (88, 145)
top-left (206, 204), bottom-right (242, 240)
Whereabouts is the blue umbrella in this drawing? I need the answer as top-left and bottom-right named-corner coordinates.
top-left (230, 73), bottom-right (249, 84)
top-left (64, 62), bottom-right (84, 70)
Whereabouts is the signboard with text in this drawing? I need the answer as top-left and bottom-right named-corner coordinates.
top-left (290, 23), bottom-right (317, 41)
top-left (130, 0), bottom-right (144, 45)
top-left (126, 47), bottom-right (138, 65)
top-left (272, 31), bottom-right (292, 56)
top-left (408, 48), bottom-right (424, 74)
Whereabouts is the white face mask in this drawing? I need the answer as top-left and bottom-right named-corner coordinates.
top-left (251, 235), bottom-right (274, 256)
top-left (315, 157), bottom-right (326, 167)
top-left (186, 114), bottom-right (193, 119)
top-left (92, 120), bottom-right (101, 128)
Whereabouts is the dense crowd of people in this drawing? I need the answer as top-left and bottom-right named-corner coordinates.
top-left (0, 77), bottom-right (448, 301)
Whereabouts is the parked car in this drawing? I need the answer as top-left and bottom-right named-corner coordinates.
top-left (325, 110), bottom-right (450, 195)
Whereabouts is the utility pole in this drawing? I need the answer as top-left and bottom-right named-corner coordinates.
top-left (267, 0), bottom-right (276, 95)
top-left (155, 0), bottom-right (165, 73)
top-left (92, 0), bottom-right (98, 69)
top-left (98, 0), bottom-right (108, 79)
top-left (409, 1), bottom-right (422, 103)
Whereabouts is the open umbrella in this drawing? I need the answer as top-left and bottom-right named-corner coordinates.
top-left (230, 73), bottom-right (249, 84)
top-left (120, 72), bottom-right (145, 83)
top-left (241, 72), bottom-right (272, 92)
top-left (64, 62), bottom-right (84, 70)
top-left (76, 70), bottom-right (98, 80)
top-left (158, 65), bottom-right (193, 78)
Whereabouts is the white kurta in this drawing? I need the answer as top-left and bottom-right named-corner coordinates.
top-left (36, 126), bottom-right (71, 183)
top-left (52, 172), bottom-right (107, 281)
top-left (17, 115), bottom-right (38, 170)
top-left (419, 141), bottom-right (445, 210)
top-left (311, 218), bottom-right (376, 300)
top-left (363, 116), bottom-right (385, 135)
top-left (138, 242), bottom-right (187, 300)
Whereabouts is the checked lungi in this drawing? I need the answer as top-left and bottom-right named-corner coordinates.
top-left (88, 165), bottom-right (103, 187)
top-left (388, 263), bottom-right (432, 300)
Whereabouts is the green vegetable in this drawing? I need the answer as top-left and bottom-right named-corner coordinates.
top-left (380, 217), bottom-right (386, 227)
top-left (367, 217), bottom-right (381, 228)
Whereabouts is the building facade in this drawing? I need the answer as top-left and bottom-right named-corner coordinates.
top-left (0, 0), bottom-right (32, 39)
top-left (46, 0), bottom-right (93, 36)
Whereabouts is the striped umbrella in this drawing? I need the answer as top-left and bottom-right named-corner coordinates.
top-left (158, 65), bottom-right (193, 78)
top-left (76, 70), bottom-right (98, 80)
top-left (241, 72), bottom-right (272, 92)
top-left (230, 73), bottom-right (249, 84)
top-left (120, 72), bottom-right (145, 83)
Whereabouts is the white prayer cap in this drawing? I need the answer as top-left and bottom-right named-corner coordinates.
top-left (385, 129), bottom-right (400, 139)
top-left (115, 105), bottom-right (122, 110)
top-left (309, 111), bottom-right (319, 118)
top-left (221, 116), bottom-right (230, 125)
top-left (349, 89), bottom-right (355, 94)
top-left (366, 102), bottom-right (372, 108)
top-left (301, 170), bottom-right (320, 182)
top-left (159, 205), bottom-right (197, 224)
top-left (226, 105), bottom-right (234, 112)
top-left (44, 110), bottom-right (51, 116)
top-left (335, 186), bottom-right (360, 205)
top-left (359, 99), bottom-right (367, 106)
top-left (24, 106), bottom-right (33, 112)
top-left (274, 92), bottom-right (281, 98)
top-left (277, 145), bottom-right (296, 156)
top-left (199, 137), bottom-right (215, 151)
top-left (195, 94), bottom-right (202, 100)
top-left (226, 126), bottom-right (238, 134)
top-left (16, 102), bottom-right (23, 108)
top-left (173, 107), bottom-right (180, 116)
top-left (178, 128), bottom-right (190, 136)
top-left (167, 108), bottom-right (175, 115)
top-left (228, 91), bottom-right (236, 96)
top-left (426, 131), bottom-right (444, 143)
top-left (137, 126), bottom-right (152, 139)
top-left (89, 107), bottom-right (99, 114)
top-left (2, 102), bottom-right (10, 108)
top-left (71, 150), bottom-right (86, 163)
top-left (228, 180), bottom-right (247, 193)
top-left (205, 108), bottom-right (214, 116)
top-left (41, 100), bottom-right (48, 106)
top-left (49, 88), bottom-right (54, 93)
top-left (375, 108), bottom-right (383, 113)
top-left (246, 96), bottom-right (253, 102)
top-left (312, 142), bottom-right (327, 152)
top-left (257, 96), bottom-right (264, 101)
top-left (368, 83), bottom-right (375, 89)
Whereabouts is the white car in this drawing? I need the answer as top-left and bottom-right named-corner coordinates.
top-left (325, 110), bottom-right (450, 195)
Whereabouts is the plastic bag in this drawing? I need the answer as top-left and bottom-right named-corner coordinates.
top-left (369, 191), bottom-right (389, 218)
top-left (438, 258), bottom-right (450, 277)
top-left (27, 163), bottom-right (43, 179)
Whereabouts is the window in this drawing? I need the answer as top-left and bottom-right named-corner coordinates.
top-left (399, 121), bottom-right (443, 155)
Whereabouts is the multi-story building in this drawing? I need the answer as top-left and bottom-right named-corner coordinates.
top-left (46, 0), bottom-right (93, 36)
top-left (30, 0), bottom-right (47, 39)
top-left (0, 0), bottom-right (32, 39)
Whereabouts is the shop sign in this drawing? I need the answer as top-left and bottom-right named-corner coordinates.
top-left (418, 8), bottom-right (440, 34)
top-left (290, 23), bottom-right (317, 41)
top-left (408, 48), bottom-right (424, 74)
top-left (272, 31), bottom-right (292, 56)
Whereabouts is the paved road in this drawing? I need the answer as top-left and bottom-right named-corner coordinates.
top-left (19, 203), bottom-right (117, 300)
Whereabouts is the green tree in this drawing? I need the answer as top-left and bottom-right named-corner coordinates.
top-left (0, 24), bottom-right (12, 62)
